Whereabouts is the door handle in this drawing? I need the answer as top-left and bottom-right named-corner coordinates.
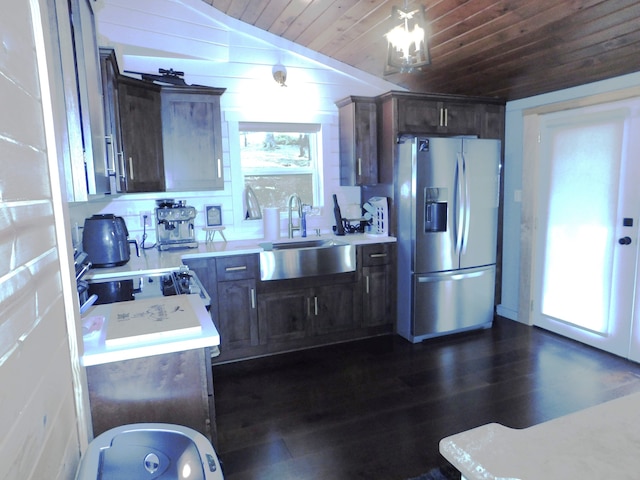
top-left (619, 236), bottom-right (632, 245)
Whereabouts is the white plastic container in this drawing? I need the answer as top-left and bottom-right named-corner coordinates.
top-left (75, 423), bottom-right (224, 480)
top-left (366, 196), bottom-right (388, 236)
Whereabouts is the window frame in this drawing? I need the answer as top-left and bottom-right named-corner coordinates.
top-left (238, 122), bottom-right (323, 211)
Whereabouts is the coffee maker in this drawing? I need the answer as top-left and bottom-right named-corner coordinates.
top-left (155, 199), bottom-right (198, 250)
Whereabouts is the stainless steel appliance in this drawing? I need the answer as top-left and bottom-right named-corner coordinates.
top-left (396, 136), bottom-right (501, 342)
top-left (83, 214), bottom-right (139, 267)
top-left (155, 199), bottom-right (198, 250)
top-left (75, 249), bottom-right (98, 313)
top-left (86, 266), bottom-right (210, 307)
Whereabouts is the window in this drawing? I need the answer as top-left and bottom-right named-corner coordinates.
top-left (239, 122), bottom-right (321, 211)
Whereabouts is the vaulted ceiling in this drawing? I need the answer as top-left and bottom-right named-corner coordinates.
top-left (202, 0), bottom-right (640, 101)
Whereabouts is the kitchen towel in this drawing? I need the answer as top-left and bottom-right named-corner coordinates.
top-left (263, 207), bottom-right (280, 240)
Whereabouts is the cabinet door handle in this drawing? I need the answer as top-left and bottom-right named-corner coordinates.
top-left (128, 157), bottom-right (134, 180)
top-left (357, 157), bottom-right (362, 176)
top-left (105, 135), bottom-right (116, 175)
top-left (118, 153), bottom-right (125, 181)
top-left (365, 275), bottom-right (370, 294)
top-left (225, 265), bottom-right (247, 272)
top-left (217, 158), bottom-right (222, 179)
top-left (250, 288), bottom-right (256, 309)
top-left (314, 296), bottom-right (318, 316)
top-left (439, 107), bottom-right (449, 127)
top-left (369, 253), bottom-right (387, 258)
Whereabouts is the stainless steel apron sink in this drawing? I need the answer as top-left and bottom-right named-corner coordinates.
top-left (259, 238), bottom-right (355, 280)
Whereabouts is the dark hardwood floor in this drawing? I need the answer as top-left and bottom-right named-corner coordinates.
top-left (212, 317), bottom-right (640, 480)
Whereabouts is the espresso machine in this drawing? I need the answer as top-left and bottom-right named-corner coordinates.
top-left (155, 199), bottom-right (198, 250)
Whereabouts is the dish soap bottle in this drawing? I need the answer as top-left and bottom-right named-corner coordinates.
top-left (301, 204), bottom-right (311, 237)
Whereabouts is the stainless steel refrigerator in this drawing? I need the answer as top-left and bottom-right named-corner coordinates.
top-left (396, 136), bottom-right (501, 343)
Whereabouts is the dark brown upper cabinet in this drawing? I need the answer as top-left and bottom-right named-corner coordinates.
top-left (161, 87), bottom-right (226, 191)
top-left (377, 91), bottom-right (505, 184)
top-left (117, 76), bottom-right (165, 192)
top-left (336, 96), bottom-right (379, 186)
top-left (98, 49), bottom-right (226, 194)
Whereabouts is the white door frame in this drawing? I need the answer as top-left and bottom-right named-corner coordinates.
top-left (519, 87), bottom-right (640, 326)
top-left (519, 91), bottom-right (640, 360)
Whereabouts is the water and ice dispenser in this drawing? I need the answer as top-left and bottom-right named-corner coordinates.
top-left (424, 187), bottom-right (447, 232)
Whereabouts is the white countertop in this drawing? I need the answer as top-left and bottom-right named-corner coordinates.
top-left (439, 392), bottom-right (640, 480)
top-left (85, 233), bottom-right (396, 280)
top-left (80, 234), bottom-right (393, 366)
top-left (81, 294), bottom-right (220, 367)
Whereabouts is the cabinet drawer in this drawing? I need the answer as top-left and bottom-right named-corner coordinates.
top-left (215, 254), bottom-right (259, 281)
top-left (361, 243), bottom-right (393, 266)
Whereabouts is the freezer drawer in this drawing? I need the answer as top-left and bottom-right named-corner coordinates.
top-left (412, 265), bottom-right (495, 339)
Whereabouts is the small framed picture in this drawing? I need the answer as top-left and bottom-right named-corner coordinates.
top-left (205, 205), bottom-right (223, 227)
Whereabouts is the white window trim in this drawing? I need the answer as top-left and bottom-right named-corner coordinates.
top-left (228, 119), bottom-right (327, 226)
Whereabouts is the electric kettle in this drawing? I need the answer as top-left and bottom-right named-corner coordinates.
top-left (82, 214), bottom-right (139, 268)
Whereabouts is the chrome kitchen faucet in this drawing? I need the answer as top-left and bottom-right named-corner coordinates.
top-left (287, 194), bottom-right (302, 238)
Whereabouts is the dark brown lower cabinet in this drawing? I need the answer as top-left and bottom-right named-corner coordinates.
top-left (184, 243), bottom-right (396, 364)
top-left (257, 289), bottom-right (310, 343)
top-left (214, 268), bottom-right (386, 362)
top-left (362, 264), bottom-right (392, 326)
top-left (86, 347), bottom-right (216, 445)
top-left (257, 282), bottom-right (357, 343)
top-left (217, 278), bottom-right (260, 348)
top-left (360, 243), bottom-right (396, 327)
top-left (310, 283), bottom-right (357, 334)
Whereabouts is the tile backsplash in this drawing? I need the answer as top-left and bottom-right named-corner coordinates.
top-left (69, 188), bottom-right (363, 249)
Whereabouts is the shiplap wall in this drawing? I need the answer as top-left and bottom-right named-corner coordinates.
top-left (0, 0), bottom-right (85, 478)
top-left (67, 0), bottom-right (401, 245)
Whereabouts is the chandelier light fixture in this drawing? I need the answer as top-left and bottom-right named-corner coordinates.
top-left (384, 1), bottom-right (430, 74)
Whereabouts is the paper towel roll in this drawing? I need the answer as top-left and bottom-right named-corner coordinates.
top-left (263, 207), bottom-right (280, 240)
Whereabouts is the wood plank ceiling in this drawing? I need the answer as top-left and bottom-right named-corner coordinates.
top-left (203, 0), bottom-right (640, 101)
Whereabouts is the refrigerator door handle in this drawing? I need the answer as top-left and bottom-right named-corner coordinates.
top-left (461, 151), bottom-right (471, 255)
top-left (455, 152), bottom-right (465, 255)
top-left (416, 269), bottom-right (487, 282)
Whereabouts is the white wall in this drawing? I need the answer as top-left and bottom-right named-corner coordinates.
top-left (68, 0), bottom-right (401, 246)
top-left (0, 0), bottom-right (88, 478)
top-left (498, 71), bottom-right (640, 322)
